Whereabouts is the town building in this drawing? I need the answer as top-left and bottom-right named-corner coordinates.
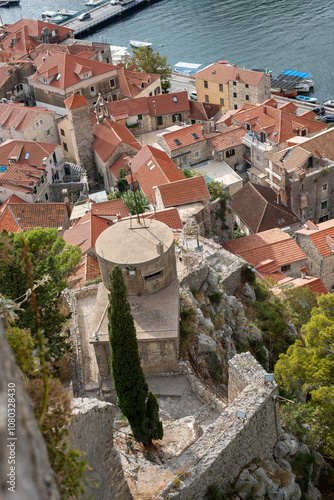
top-left (0, 102), bottom-right (59, 144)
top-left (189, 100), bottom-right (223, 134)
top-left (193, 63), bottom-right (271, 109)
top-left (207, 125), bottom-right (246, 170)
top-left (0, 63), bottom-right (35, 104)
top-left (232, 182), bottom-right (301, 235)
top-left (159, 123), bottom-right (209, 167)
top-left (295, 219), bottom-right (334, 292)
top-left (223, 227), bottom-right (307, 279)
top-left (118, 64), bottom-right (161, 99)
top-left (267, 128), bottom-right (334, 224)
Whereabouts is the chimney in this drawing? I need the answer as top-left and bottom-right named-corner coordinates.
top-left (276, 191), bottom-right (280, 204)
top-left (117, 213), bottom-right (121, 222)
top-left (300, 266), bottom-right (307, 279)
top-left (156, 242), bottom-right (163, 256)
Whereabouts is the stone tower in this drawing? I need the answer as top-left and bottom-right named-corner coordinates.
top-left (64, 93), bottom-right (96, 184)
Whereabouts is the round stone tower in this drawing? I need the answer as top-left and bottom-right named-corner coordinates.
top-left (95, 218), bottom-right (176, 295)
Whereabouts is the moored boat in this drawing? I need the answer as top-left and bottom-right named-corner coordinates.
top-left (41, 11), bottom-right (64, 22)
top-left (130, 39), bottom-right (152, 49)
top-left (324, 99), bottom-right (334, 108)
top-left (85, 0), bottom-right (107, 6)
top-left (295, 95), bottom-right (318, 103)
top-left (0, 0), bottom-right (20, 6)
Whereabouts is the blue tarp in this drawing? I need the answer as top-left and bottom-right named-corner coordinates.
top-left (282, 70), bottom-right (311, 78)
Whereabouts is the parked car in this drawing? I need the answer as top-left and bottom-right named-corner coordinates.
top-left (322, 114), bottom-right (334, 123)
top-left (110, 0), bottom-right (118, 4)
top-left (78, 12), bottom-right (91, 21)
top-left (189, 91), bottom-right (197, 101)
top-left (312, 105), bottom-right (325, 115)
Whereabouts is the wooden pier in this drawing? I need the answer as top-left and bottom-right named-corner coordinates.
top-left (60, 0), bottom-right (155, 36)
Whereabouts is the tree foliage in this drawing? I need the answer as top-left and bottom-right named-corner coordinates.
top-left (275, 293), bottom-right (334, 458)
top-left (108, 265), bottom-right (163, 444)
top-left (121, 189), bottom-right (150, 215)
top-left (131, 47), bottom-right (172, 92)
top-left (0, 228), bottom-right (81, 361)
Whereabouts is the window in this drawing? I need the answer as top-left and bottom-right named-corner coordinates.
top-left (245, 95), bottom-right (249, 101)
top-left (281, 264), bottom-right (291, 272)
top-left (173, 96), bottom-right (178, 103)
top-left (319, 215), bottom-right (329, 223)
top-left (205, 94), bottom-right (209, 103)
top-left (43, 77), bottom-right (48, 83)
top-left (204, 80), bottom-right (208, 88)
top-left (301, 129), bottom-right (307, 136)
top-left (34, 122), bottom-right (39, 129)
top-left (226, 149), bottom-right (235, 158)
top-left (323, 183), bottom-right (328, 191)
top-left (45, 192), bottom-right (48, 201)
top-left (233, 92), bottom-right (237, 98)
top-left (219, 84), bottom-right (224, 92)
top-left (260, 131), bottom-right (266, 143)
top-left (34, 186), bottom-right (37, 194)
top-left (173, 138), bottom-right (182, 146)
top-left (144, 270), bottom-right (163, 281)
top-left (76, 90), bottom-right (82, 95)
top-left (90, 85), bottom-right (96, 94)
top-left (55, 73), bottom-right (61, 81)
top-left (220, 98), bottom-right (224, 105)
top-left (154, 86), bottom-right (160, 95)
top-left (46, 129), bottom-right (51, 136)
top-left (194, 151), bottom-right (199, 158)
top-left (24, 152), bottom-right (30, 160)
top-left (149, 92), bottom-right (152, 96)
top-left (172, 114), bottom-right (182, 122)
top-left (60, 129), bottom-right (65, 137)
top-left (321, 201), bottom-right (328, 210)
top-left (233, 81), bottom-right (237, 86)
top-left (234, 104), bottom-right (238, 109)
top-left (192, 133), bottom-right (200, 140)
top-left (246, 123), bottom-right (251, 131)
top-left (245, 84), bottom-right (249, 88)
top-left (256, 155), bottom-right (260, 161)
top-left (63, 142), bottom-right (68, 152)
top-left (157, 116), bottom-right (163, 126)
top-left (138, 114), bottom-right (143, 120)
top-left (110, 78), bottom-right (115, 87)
top-left (41, 175), bottom-right (44, 184)
top-left (112, 94), bottom-right (117, 101)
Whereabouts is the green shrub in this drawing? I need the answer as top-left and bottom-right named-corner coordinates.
top-left (209, 292), bottom-right (222, 305)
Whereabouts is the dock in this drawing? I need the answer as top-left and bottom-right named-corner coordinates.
top-left (60, 0), bottom-right (156, 36)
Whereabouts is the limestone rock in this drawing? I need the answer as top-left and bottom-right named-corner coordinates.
top-left (227, 295), bottom-right (245, 317)
top-left (252, 467), bottom-right (267, 497)
top-left (159, 416), bottom-right (200, 457)
top-left (242, 283), bottom-right (256, 303)
top-left (188, 291), bottom-right (199, 307)
top-left (235, 469), bottom-right (258, 499)
top-left (248, 325), bottom-right (263, 343)
top-left (197, 333), bottom-right (216, 354)
top-left (206, 268), bottom-right (220, 293)
top-left (286, 323), bottom-right (298, 338)
top-left (222, 324), bottom-right (233, 339)
top-left (195, 308), bottom-right (214, 330)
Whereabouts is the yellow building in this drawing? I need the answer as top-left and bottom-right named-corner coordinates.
top-left (193, 63), bottom-right (271, 111)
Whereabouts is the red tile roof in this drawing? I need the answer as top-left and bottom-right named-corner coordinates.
top-left (109, 153), bottom-right (131, 180)
top-left (194, 63), bottom-right (269, 86)
top-left (147, 91), bottom-right (190, 115)
top-left (68, 254), bottom-right (101, 289)
top-left (222, 228), bottom-right (306, 268)
top-left (0, 193), bottom-right (26, 214)
top-left (0, 65), bottom-right (17, 88)
top-left (0, 19), bottom-right (74, 54)
top-left (0, 102), bottom-right (53, 132)
top-left (0, 162), bottom-right (45, 194)
top-left (157, 175), bottom-right (210, 208)
top-left (231, 100), bottom-right (327, 144)
top-left (25, 42), bottom-right (102, 61)
top-left (64, 93), bottom-right (89, 109)
top-left (232, 183), bottom-right (301, 233)
top-left (0, 202), bottom-right (67, 232)
top-left (90, 198), bottom-right (129, 218)
top-left (123, 207), bottom-right (183, 231)
top-left (162, 123), bottom-right (206, 151)
top-left (0, 140), bottom-right (57, 167)
top-left (128, 145), bottom-right (185, 202)
top-left (207, 126), bottom-right (245, 151)
top-left (31, 52), bottom-right (117, 90)
top-left (296, 218), bottom-right (334, 258)
top-left (272, 275), bottom-right (328, 295)
top-left (92, 120), bottom-right (141, 162)
top-left (118, 65), bottom-right (160, 98)
top-left (189, 101), bottom-right (222, 121)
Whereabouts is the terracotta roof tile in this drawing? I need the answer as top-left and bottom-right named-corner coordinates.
top-left (194, 63), bottom-right (269, 86)
top-left (0, 194), bottom-right (26, 214)
top-left (0, 202), bottom-right (67, 232)
top-left (92, 120), bottom-right (141, 162)
top-left (118, 66), bottom-right (160, 98)
top-left (232, 183), bottom-right (301, 233)
top-left (0, 162), bottom-right (46, 194)
top-left (296, 218), bottom-right (334, 257)
top-left (147, 91), bottom-right (190, 115)
top-left (90, 198), bottom-right (129, 218)
top-left (128, 145), bottom-right (185, 202)
top-left (157, 175), bottom-right (210, 207)
top-left (0, 139), bottom-right (56, 168)
top-left (0, 103), bottom-right (53, 132)
top-left (64, 93), bottom-right (89, 109)
top-left (123, 207), bottom-right (183, 231)
top-left (68, 254), bottom-right (101, 289)
top-left (189, 101), bottom-right (222, 121)
top-left (273, 275), bottom-right (328, 295)
top-left (207, 126), bottom-right (245, 151)
top-left (162, 123), bottom-right (206, 151)
top-left (109, 153), bottom-right (131, 180)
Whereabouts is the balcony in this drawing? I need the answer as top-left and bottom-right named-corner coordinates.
top-left (243, 133), bottom-right (274, 152)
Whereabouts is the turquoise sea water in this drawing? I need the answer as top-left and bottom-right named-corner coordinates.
top-left (2, 0), bottom-right (333, 103)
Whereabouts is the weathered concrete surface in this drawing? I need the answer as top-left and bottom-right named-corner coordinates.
top-left (0, 319), bottom-right (60, 500)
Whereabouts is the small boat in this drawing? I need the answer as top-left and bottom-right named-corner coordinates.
top-left (56, 9), bottom-right (78, 19)
top-left (295, 95), bottom-right (318, 103)
top-left (130, 40), bottom-right (152, 49)
top-left (85, 0), bottom-right (106, 6)
top-left (174, 61), bottom-right (202, 75)
top-left (271, 88), bottom-right (298, 98)
top-left (0, 0), bottom-right (20, 5)
top-left (324, 99), bottom-right (334, 108)
top-left (41, 11), bottom-right (64, 22)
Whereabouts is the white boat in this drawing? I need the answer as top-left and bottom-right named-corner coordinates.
top-left (85, 0), bottom-right (106, 6)
top-left (324, 99), bottom-right (334, 108)
top-left (56, 9), bottom-right (78, 18)
top-left (41, 11), bottom-right (64, 22)
top-left (130, 40), bottom-right (152, 49)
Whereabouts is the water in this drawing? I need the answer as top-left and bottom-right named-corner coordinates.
top-left (2, 0), bottom-right (333, 103)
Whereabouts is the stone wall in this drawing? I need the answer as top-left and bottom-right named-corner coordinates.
top-left (68, 398), bottom-right (132, 500)
top-left (159, 352), bottom-right (280, 499)
top-left (0, 319), bottom-right (60, 500)
top-left (50, 181), bottom-right (86, 203)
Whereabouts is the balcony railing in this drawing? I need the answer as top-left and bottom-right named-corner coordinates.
top-left (243, 133), bottom-right (274, 152)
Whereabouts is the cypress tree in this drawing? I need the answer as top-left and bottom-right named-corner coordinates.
top-left (108, 265), bottom-right (163, 444)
